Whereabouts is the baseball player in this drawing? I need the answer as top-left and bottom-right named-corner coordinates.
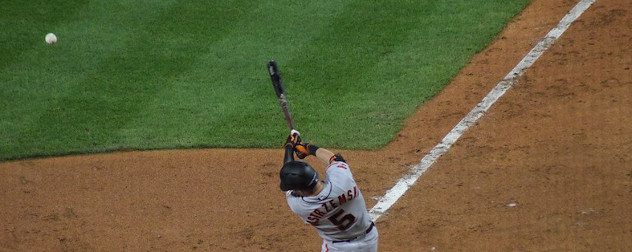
top-left (280, 130), bottom-right (378, 252)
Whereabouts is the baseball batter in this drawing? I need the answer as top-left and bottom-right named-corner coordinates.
top-left (280, 131), bottom-right (378, 252)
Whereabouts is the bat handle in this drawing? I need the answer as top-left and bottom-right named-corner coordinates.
top-left (286, 119), bottom-right (295, 131)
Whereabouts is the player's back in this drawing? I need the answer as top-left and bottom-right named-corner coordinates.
top-left (287, 161), bottom-right (373, 241)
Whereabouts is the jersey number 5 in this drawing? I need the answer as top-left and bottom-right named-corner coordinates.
top-left (328, 209), bottom-right (356, 231)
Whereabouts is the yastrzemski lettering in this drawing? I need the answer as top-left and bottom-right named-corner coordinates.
top-left (306, 185), bottom-right (359, 226)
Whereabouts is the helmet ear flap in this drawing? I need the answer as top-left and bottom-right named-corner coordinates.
top-left (280, 161), bottom-right (319, 191)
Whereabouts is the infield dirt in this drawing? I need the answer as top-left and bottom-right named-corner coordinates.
top-left (1, 0), bottom-right (631, 251)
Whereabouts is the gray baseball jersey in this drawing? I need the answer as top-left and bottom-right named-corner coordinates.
top-left (285, 160), bottom-right (373, 241)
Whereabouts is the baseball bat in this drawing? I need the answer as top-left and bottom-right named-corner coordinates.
top-left (268, 60), bottom-right (296, 130)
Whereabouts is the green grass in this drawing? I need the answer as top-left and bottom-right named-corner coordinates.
top-left (0, 0), bottom-right (532, 161)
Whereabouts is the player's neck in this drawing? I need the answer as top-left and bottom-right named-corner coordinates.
top-left (308, 181), bottom-right (325, 196)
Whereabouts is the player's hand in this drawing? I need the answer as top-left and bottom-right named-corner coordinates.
top-left (284, 129), bottom-right (301, 149)
top-left (295, 142), bottom-right (310, 159)
top-left (295, 142), bottom-right (317, 159)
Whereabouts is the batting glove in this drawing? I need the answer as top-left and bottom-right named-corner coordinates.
top-left (295, 142), bottom-right (319, 159)
top-left (284, 130), bottom-right (301, 149)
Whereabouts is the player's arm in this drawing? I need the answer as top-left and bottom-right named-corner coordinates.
top-left (296, 141), bottom-right (346, 165)
top-left (283, 131), bottom-right (300, 164)
top-left (313, 147), bottom-right (335, 165)
top-left (283, 142), bottom-right (295, 164)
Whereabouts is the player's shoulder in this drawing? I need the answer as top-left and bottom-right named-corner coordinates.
top-left (328, 161), bottom-right (349, 170)
top-left (326, 159), bottom-right (351, 175)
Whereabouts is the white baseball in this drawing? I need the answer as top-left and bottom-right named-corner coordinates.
top-left (291, 129), bottom-right (300, 136)
top-left (45, 33), bottom-right (57, 44)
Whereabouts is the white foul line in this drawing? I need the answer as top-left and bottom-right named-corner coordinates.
top-left (369, 0), bottom-right (597, 222)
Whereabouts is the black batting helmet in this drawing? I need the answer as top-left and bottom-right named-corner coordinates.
top-left (280, 161), bottom-right (319, 191)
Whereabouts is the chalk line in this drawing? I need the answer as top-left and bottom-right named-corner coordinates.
top-left (369, 0), bottom-right (597, 222)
